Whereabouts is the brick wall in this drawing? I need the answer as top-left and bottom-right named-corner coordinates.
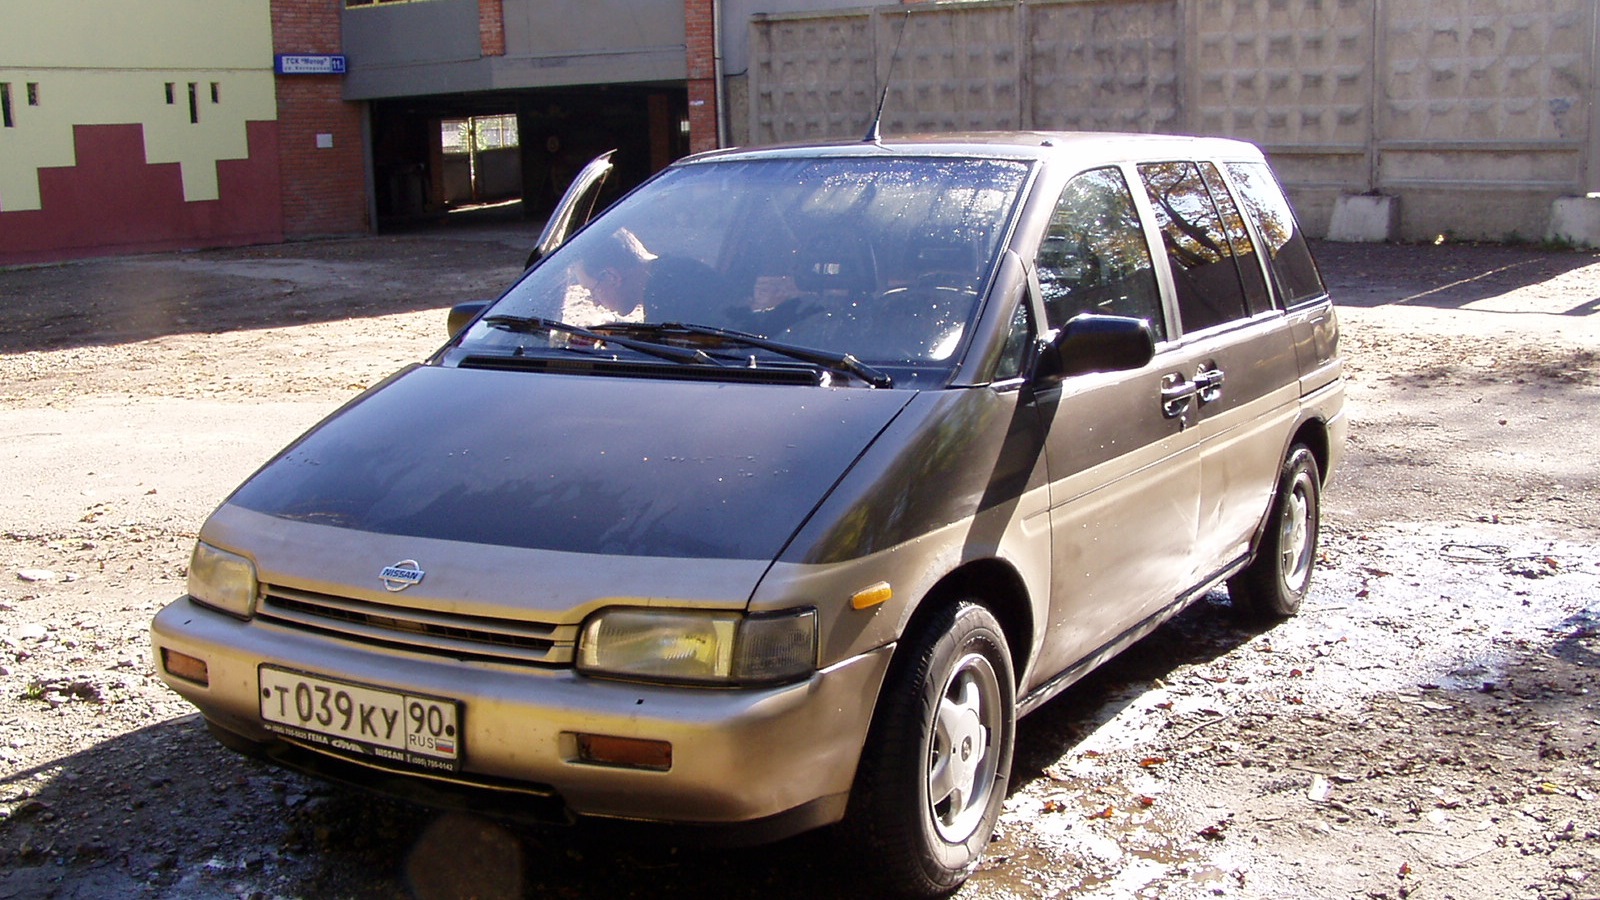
top-left (684, 0), bottom-right (718, 153)
top-left (479, 0), bottom-right (506, 56)
top-left (271, 0), bottom-right (367, 236)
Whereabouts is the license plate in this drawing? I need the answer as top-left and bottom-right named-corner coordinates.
top-left (258, 666), bottom-right (461, 772)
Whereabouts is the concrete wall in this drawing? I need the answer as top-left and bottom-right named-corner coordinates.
top-left (343, 0), bottom-right (687, 99)
top-left (746, 0), bottom-right (1599, 242)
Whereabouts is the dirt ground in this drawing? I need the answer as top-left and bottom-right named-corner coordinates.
top-left (0, 223), bottom-right (1597, 899)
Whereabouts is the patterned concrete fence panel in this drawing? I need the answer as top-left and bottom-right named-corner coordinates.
top-left (751, 10), bottom-right (878, 142)
top-left (1027, 0), bottom-right (1182, 133)
top-left (747, 0), bottom-right (1599, 242)
top-left (879, 2), bottom-right (1024, 134)
top-left (1380, 0), bottom-right (1593, 241)
top-left (1190, 0), bottom-right (1374, 235)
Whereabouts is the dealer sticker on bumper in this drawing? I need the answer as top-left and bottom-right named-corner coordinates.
top-left (258, 665), bottom-right (460, 772)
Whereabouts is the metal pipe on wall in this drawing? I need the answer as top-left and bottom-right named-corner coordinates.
top-left (713, 0), bottom-right (728, 148)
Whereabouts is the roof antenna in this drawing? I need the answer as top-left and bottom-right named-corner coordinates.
top-left (864, 9), bottom-right (912, 143)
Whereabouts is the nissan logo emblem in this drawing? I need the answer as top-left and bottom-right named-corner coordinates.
top-left (379, 560), bottom-right (425, 592)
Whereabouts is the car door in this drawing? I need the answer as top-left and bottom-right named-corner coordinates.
top-left (526, 150), bottom-right (615, 268)
top-left (1134, 160), bottom-right (1301, 581)
top-left (1028, 166), bottom-right (1203, 686)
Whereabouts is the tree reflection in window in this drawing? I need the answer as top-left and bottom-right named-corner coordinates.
top-left (1200, 162), bottom-right (1271, 315)
top-left (1138, 161), bottom-right (1250, 334)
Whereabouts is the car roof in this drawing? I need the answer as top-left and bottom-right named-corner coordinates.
top-left (681, 131), bottom-right (1269, 167)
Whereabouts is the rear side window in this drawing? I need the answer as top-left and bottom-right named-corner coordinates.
top-left (1137, 161), bottom-right (1252, 335)
top-left (1226, 162), bottom-right (1327, 307)
top-left (1034, 167), bottom-right (1164, 341)
top-left (1200, 163), bottom-right (1272, 316)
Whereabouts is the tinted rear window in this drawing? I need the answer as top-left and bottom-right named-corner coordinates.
top-left (1226, 162), bottom-right (1326, 307)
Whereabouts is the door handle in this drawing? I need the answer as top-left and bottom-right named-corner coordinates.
top-left (1195, 367), bottom-right (1224, 404)
top-left (1160, 375), bottom-right (1196, 419)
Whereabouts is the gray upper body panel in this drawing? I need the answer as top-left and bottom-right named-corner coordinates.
top-left (225, 364), bottom-right (914, 562)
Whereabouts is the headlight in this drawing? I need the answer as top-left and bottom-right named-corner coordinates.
top-left (577, 608), bottom-right (817, 685)
top-left (187, 542), bottom-right (259, 619)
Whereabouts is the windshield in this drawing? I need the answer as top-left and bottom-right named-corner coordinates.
top-left (455, 156), bottom-right (1030, 387)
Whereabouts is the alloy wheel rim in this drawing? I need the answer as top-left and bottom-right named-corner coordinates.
top-left (927, 651), bottom-right (1002, 843)
top-left (1279, 475), bottom-right (1313, 589)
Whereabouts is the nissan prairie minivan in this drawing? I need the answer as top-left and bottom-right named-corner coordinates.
top-left (152, 132), bottom-right (1344, 895)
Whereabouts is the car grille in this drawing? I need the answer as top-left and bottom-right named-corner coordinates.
top-left (257, 585), bottom-right (576, 666)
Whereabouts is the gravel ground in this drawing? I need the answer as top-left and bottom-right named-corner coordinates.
top-left (1, 227), bottom-right (1597, 899)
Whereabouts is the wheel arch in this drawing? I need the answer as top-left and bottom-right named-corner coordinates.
top-left (1242, 416), bottom-right (1329, 562)
top-left (901, 558), bottom-right (1035, 689)
top-left (1290, 416), bottom-right (1333, 488)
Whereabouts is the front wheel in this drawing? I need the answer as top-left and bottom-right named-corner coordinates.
top-left (843, 601), bottom-right (1015, 897)
top-left (1229, 444), bottom-right (1322, 618)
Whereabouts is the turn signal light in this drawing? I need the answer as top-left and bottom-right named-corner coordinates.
top-left (161, 648), bottom-right (210, 686)
top-left (571, 733), bottom-right (672, 771)
top-left (851, 581), bottom-right (893, 610)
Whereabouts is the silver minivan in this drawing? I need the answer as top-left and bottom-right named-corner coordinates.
top-left (152, 132), bottom-right (1344, 895)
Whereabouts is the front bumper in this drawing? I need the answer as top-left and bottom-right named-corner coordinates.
top-left (151, 598), bottom-right (892, 837)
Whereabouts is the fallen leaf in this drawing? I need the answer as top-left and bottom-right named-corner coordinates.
top-left (1139, 756), bottom-right (1167, 768)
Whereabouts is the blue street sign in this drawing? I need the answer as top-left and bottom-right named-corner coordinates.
top-left (275, 54), bottom-right (348, 76)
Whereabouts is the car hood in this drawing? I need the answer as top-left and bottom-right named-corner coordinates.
top-left (224, 364), bottom-right (915, 562)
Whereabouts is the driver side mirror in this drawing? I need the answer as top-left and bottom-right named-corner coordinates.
top-left (448, 300), bottom-right (491, 338)
top-left (1035, 313), bottom-right (1155, 384)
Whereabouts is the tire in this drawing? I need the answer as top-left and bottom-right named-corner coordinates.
top-left (843, 601), bottom-right (1016, 898)
top-left (1229, 444), bottom-right (1322, 619)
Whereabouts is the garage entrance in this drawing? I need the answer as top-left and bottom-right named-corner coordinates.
top-left (369, 86), bottom-right (689, 230)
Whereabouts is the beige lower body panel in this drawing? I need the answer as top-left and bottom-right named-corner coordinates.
top-left (152, 599), bottom-right (891, 825)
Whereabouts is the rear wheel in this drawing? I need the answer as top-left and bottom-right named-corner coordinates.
top-left (1229, 444), bottom-right (1321, 618)
top-left (843, 601), bottom-right (1015, 897)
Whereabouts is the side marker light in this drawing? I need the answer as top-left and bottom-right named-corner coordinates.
top-left (851, 582), bottom-right (893, 610)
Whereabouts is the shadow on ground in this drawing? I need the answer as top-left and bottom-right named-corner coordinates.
top-left (0, 215), bottom-right (537, 356)
top-left (4, 587), bottom-right (1594, 899)
top-left (0, 597), bottom-right (1263, 900)
top-left (7, 231), bottom-right (1598, 358)
top-left (1314, 240), bottom-right (1600, 315)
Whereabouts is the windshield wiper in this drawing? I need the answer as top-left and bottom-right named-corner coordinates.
top-left (481, 315), bottom-right (723, 367)
top-left (611, 322), bottom-right (894, 388)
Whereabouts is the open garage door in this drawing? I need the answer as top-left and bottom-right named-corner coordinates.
top-left (370, 87), bottom-right (688, 230)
